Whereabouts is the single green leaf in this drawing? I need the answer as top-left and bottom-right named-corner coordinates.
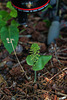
top-left (42, 4), bottom-right (52, 12)
top-left (26, 55), bottom-right (34, 66)
top-left (0, 18), bottom-right (6, 38)
top-left (26, 55), bottom-right (52, 71)
top-left (0, 10), bottom-right (11, 21)
top-left (43, 20), bottom-right (51, 27)
top-left (6, 1), bottom-right (15, 10)
top-left (11, 20), bottom-right (20, 27)
top-left (0, 10), bottom-right (8, 18)
top-left (10, 10), bottom-right (17, 18)
top-left (0, 15), bottom-right (2, 19)
top-left (1, 25), bottom-right (19, 54)
top-left (6, 1), bottom-right (17, 18)
top-left (0, 19), bottom-right (6, 29)
top-left (59, 35), bottom-right (62, 39)
top-left (32, 55), bottom-right (52, 71)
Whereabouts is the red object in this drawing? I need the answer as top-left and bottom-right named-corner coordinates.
top-left (11, 0), bottom-right (50, 12)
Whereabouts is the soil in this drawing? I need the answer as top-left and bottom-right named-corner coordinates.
top-left (0, 2), bottom-right (67, 100)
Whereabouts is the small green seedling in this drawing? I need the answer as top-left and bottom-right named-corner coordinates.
top-left (26, 43), bottom-right (52, 82)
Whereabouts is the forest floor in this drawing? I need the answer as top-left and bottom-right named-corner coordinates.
top-left (0, 2), bottom-right (67, 100)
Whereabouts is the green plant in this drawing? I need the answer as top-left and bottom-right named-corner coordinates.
top-left (26, 43), bottom-right (52, 82)
top-left (43, 19), bottom-right (51, 27)
top-left (0, 1), bottom-right (19, 54)
top-left (42, 4), bottom-right (52, 12)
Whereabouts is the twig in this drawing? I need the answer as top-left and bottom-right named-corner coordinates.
top-left (49, 67), bottom-right (67, 81)
top-left (61, 37), bottom-right (67, 41)
top-left (55, 51), bottom-right (62, 65)
top-left (57, 92), bottom-right (67, 97)
top-left (11, 42), bottom-right (24, 72)
top-left (38, 72), bottom-right (49, 79)
top-left (60, 60), bottom-right (67, 64)
top-left (51, 91), bottom-right (67, 99)
top-left (42, 67), bottom-right (67, 83)
top-left (57, 52), bottom-right (67, 56)
top-left (19, 35), bottom-right (32, 38)
top-left (11, 41), bottom-right (30, 80)
top-left (19, 29), bottom-right (26, 34)
top-left (12, 60), bottom-right (26, 68)
top-left (57, 56), bottom-right (67, 60)
top-left (58, 48), bottom-right (67, 53)
top-left (59, 96), bottom-right (67, 100)
top-left (44, 67), bottom-right (52, 76)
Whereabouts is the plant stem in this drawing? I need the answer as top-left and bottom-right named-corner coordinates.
top-left (11, 41), bottom-right (30, 80)
top-left (34, 71), bottom-right (37, 82)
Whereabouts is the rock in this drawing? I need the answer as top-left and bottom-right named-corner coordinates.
top-left (11, 96), bottom-right (16, 100)
top-left (15, 44), bottom-right (23, 54)
top-left (50, 67), bottom-right (58, 75)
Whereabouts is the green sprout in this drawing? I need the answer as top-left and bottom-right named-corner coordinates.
top-left (26, 43), bottom-right (52, 82)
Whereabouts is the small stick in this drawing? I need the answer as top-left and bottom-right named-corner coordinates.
top-left (57, 92), bottom-right (67, 97)
top-left (49, 67), bottom-right (67, 81)
top-left (10, 39), bottom-right (30, 80)
top-left (57, 56), bottom-right (67, 60)
top-left (38, 72), bottom-right (49, 79)
top-left (11, 41), bottom-right (24, 72)
top-left (51, 91), bottom-right (67, 97)
top-left (12, 60), bottom-right (26, 68)
top-left (58, 48), bottom-right (67, 53)
top-left (59, 96), bottom-right (67, 100)
top-left (42, 67), bottom-right (67, 83)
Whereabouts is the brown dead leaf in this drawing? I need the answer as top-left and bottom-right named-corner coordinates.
top-left (19, 37), bottom-right (29, 43)
top-left (9, 66), bottom-right (22, 76)
top-left (36, 21), bottom-right (47, 31)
